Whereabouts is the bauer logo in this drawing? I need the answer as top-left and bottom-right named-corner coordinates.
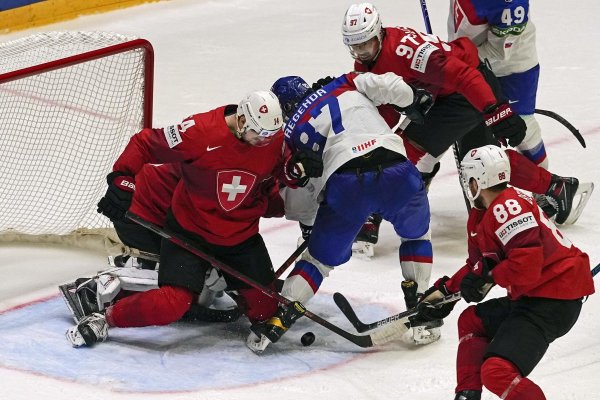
top-left (495, 212), bottom-right (537, 245)
top-left (164, 125), bottom-right (182, 148)
top-left (410, 42), bottom-right (437, 73)
top-left (352, 139), bottom-right (377, 153)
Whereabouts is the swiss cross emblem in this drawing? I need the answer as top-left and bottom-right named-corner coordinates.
top-left (364, 6), bottom-right (372, 14)
top-left (217, 170), bottom-right (257, 211)
top-left (259, 105), bottom-right (268, 113)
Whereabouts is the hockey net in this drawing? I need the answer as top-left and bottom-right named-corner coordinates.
top-left (0, 31), bottom-right (154, 253)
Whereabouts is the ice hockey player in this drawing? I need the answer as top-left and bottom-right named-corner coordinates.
top-left (341, 2), bottom-right (591, 249)
top-left (448, 0), bottom-right (547, 168)
top-left (415, 145), bottom-right (595, 400)
top-left (63, 162), bottom-right (254, 325)
top-left (246, 72), bottom-right (438, 353)
top-left (66, 90), bottom-right (300, 347)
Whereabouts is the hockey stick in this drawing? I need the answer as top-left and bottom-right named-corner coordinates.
top-left (126, 211), bottom-right (375, 348)
top-left (275, 240), bottom-right (307, 279)
top-left (592, 262), bottom-right (600, 278)
top-left (534, 108), bottom-right (586, 148)
top-left (338, 263), bottom-right (600, 334)
top-left (418, 0), bottom-right (433, 34)
top-left (333, 291), bottom-right (462, 333)
top-left (416, 0), bottom-right (470, 210)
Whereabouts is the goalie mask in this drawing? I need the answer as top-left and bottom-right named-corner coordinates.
top-left (270, 76), bottom-right (313, 122)
top-left (237, 90), bottom-right (283, 146)
top-left (460, 145), bottom-right (511, 202)
top-left (342, 3), bottom-right (383, 62)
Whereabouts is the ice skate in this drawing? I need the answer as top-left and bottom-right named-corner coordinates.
top-left (247, 302), bottom-right (306, 353)
top-left (66, 313), bottom-right (108, 348)
top-left (352, 214), bottom-right (382, 258)
top-left (546, 174), bottom-right (594, 225)
top-left (402, 279), bottom-right (442, 345)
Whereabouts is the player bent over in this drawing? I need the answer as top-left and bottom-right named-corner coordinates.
top-left (414, 145), bottom-right (595, 400)
top-left (66, 91), bottom-right (298, 347)
top-left (246, 72), bottom-right (437, 352)
top-left (341, 3), bottom-right (592, 226)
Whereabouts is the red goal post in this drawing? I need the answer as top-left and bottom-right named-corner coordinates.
top-left (0, 31), bottom-right (154, 253)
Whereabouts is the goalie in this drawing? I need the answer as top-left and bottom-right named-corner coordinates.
top-left (64, 90), bottom-right (311, 348)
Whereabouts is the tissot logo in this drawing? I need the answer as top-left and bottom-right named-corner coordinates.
top-left (164, 125), bottom-right (183, 148)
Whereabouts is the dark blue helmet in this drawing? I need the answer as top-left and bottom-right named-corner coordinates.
top-left (271, 76), bottom-right (313, 121)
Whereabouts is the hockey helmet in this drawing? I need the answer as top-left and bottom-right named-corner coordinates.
top-left (237, 90), bottom-right (283, 139)
top-left (342, 3), bottom-right (383, 47)
top-left (460, 145), bottom-right (511, 201)
top-left (270, 76), bottom-right (313, 121)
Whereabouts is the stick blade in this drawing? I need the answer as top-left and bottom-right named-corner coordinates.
top-left (333, 292), bottom-right (368, 333)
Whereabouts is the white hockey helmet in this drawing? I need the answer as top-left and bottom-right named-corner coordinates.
top-left (342, 3), bottom-right (383, 47)
top-left (237, 90), bottom-right (283, 138)
top-left (460, 145), bottom-right (511, 201)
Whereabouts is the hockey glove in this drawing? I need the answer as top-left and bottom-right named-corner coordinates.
top-left (97, 171), bottom-right (135, 221)
top-left (483, 103), bottom-right (526, 147)
top-left (393, 87), bottom-right (433, 125)
top-left (312, 76), bottom-right (335, 91)
top-left (460, 257), bottom-right (497, 303)
top-left (416, 276), bottom-right (457, 321)
top-left (286, 150), bottom-right (324, 180)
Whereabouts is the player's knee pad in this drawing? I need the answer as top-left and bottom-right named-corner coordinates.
top-left (399, 231), bottom-right (433, 293)
top-left (457, 306), bottom-right (486, 339)
top-left (481, 357), bottom-right (545, 400)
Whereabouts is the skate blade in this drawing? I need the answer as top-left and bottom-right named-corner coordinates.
top-left (352, 241), bottom-right (374, 258)
top-left (563, 182), bottom-right (594, 225)
top-left (246, 332), bottom-right (271, 354)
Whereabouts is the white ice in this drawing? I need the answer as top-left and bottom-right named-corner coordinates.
top-left (1, 0), bottom-right (600, 399)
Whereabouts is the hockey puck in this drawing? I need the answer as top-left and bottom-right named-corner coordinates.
top-left (301, 331), bottom-right (315, 346)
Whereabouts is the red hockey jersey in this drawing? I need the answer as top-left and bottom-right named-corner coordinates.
top-left (354, 27), bottom-right (498, 128)
top-left (129, 163), bottom-right (181, 227)
top-left (445, 188), bottom-right (594, 300)
top-left (113, 106), bottom-right (285, 246)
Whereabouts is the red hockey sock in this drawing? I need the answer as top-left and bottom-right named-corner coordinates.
top-left (481, 357), bottom-right (546, 400)
top-left (456, 306), bottom-right (489, 392)
top-left (237, 287), bottom-right (279, 323)
top-left (506, 149), bottom-right (552, 194)
top-left (106, 285), bottom-right (193, 328)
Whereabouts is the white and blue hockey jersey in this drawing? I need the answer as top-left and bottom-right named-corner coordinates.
top-left (283, 72), bottom-right (413, 200)
top-left (447, 0), bottom-right (538, 76)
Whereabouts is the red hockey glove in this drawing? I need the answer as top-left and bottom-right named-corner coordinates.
top-left (484, 103), bottom-right (526, 147)
top-left (97, 171), bottom-right (135, 221)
